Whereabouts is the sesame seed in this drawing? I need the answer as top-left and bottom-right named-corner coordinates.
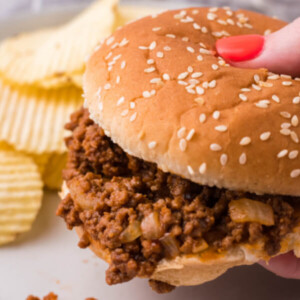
top-left (121, 61), bottom-right (126, 69)
top-left (178, 72), bottom-right (189, 80)
top-left (260, 132), bottom-right (271, 141)
top-left (227, 18), bottom-right (235, 25)
top-left (117, 96), bottom-right (125, 106)
top-left (239, 94), bottom-right (248, 101)
top-left (163, 73), bottom-right (170, 81)
top-left (289, 150), bottom-right (299, 159)
top-left (209, 7), bottom-right (218, 12)
top-left (192, 9), bottom-right (199, 15)
top-left (144, 67), bottom-right (156, 73)
top-left (130, 112), bottom-right (137, 122)
top-left (187, 165), bottom-right (194, 175)
top-left (281, 123), bottom-right (291, 129)
top-left (105, 52), bottom-right (112, 60)
top-left (255, 100), bottom-right (270, 108)
top-left (239, 153), bottom-right (247, 165)
top-left (202, 82), bottom-right (209, 89)
top-left (207, 13), bottom-right (217, 20)
top-left (200, 48), bottom-right (211, 55)
top-left (164, 46), bottom-right (171, 51)
top-left (98, 102), bottom-right (103, 111)
top-left (280, 128), bottom-right (291, 136)
top-left (241, 88), bottom-right (251, 92)
top-left (291, 131), bottom-right (299, 143)
top-left (187, 66), bottom-right (194, 73)
top-left (272, 95), bottom-right (280, 103)
top-left (213, 111), bottom-right (220, 120)
top-left (212, 64), bottom-right (219, 70)
top-left (201, 26), bottom-right (208, 33)
top-left (220, 154), bottom-right (228, 166)
top-left (178, 81), bottom-right (188, 86)
top-left (208, 80), bottom-right (217, 88)
top-left (187, 46), bottom-right (195, 53)
top-left (156, 51), bottom-right (164, 58)
top-left (217, 19), bottom-right (227, 25)
top-left (264, 29), bottom-right (272, 36)
top-left (152, 27), bottom-right (161, 32)
top-left (113, 54), bottom-right (122, 61)
top-left (143, 91), bottom-right (151, 98)
top-left (181, 16), bottom-right (194, 23)
top-left (192, 72), bottom-right (203, 78)
top-left (226, 10), bottom-right (233, 16)
top-left (244, 23), bottom-right (253, 29)
top-left (121, 109), bottom-right (129, 116)
top-left (116, 76), bottom-right (120, 84)
top-left (194, 87), bottom-right (204, 96)
top-left (177, 127), bottom-right (186, 139)
top-left (149, 41), bottom-right (157, 50)
top-left (240, 137), bottom-right (251, 146)
top-left (139, 46), bottom-right (148, 50)
top-left (281, 74), bottom-right (292, 79)
top-left (166, 34), bottom-right (176, 38)
top-left (106, 36), bottom-right (115, 45)
top-left (186, 129), bottom-right (195, 141)
top-left (147, 59), bottom-right (154, 64)
top-left (268, 74), bottom-right (280, 80)
top-left (148, 141), bottom-right (157, 149)
top-left (186, 88), bottom-right (196, 94)
top-left (193, 23), bottom-right (201, 30)
top-left (180, 139), bottom-right (187, 151)
top-left (199, 113), bottom-right (206, 123)
top-left (104, 83), bottom-right (111, 90)
top-left (119, 38), bottom-right (129, 47)
top-left (277, 149), bottom-right (288, 158)
top-left (215, 125), bottom-right (228, 132)
top-left (252, 84), bottom-right (261, 91)
top-left (197, 55), bottom-right (203, 61)
top-left (199, 163), bottom-right (207, 174)
top-left (260, 81), bottom-right (273, 88)
top-left (254, 74), bottom-right (260, 83)
top-left (291, 115), bottom-right (299, 127)
top-left (293, 96), bottom-right (300, 104)
top-left (195, 97), bottom-right (205, 105)
top-left (282, 81), bottom-right (292, 86)
top-left (280, 111), bottom-right (291, 118)
top-left (95, 87), bottom-right (102, 98)
top-left (150, 78), bottom-right (161, 84)
top-left (290, 169), bottom-right (300, 178)
top-left (182, 37), bottom-right (189, 42)
top-left (210, 143), bottom-right (222, 151)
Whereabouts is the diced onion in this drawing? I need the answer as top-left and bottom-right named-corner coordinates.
top-left (141, 212), bottom-right (163, 240)
top-left (229, 198), bottom-right (275, 226)
top-left (192, 239), bottom-right (209, 254)
top-left (160, 233), bottom-right (180, 258)
top-left (120, 220), bottom-right (142, 243)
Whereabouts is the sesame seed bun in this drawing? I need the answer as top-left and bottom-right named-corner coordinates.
top-left (61, 183), bottom-right (300, 287)
top-left (83, 7), bottom-right (300, 196)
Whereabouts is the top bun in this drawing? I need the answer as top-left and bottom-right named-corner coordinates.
top-left (84, 7), bottom-right (300, 196)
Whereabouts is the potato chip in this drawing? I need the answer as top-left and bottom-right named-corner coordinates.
top-left (115, 5), bottom-right (163, 29)
top-left (0, 0), bottom-right (118, 88)
top-left (0, 79), bottom-right (82, 154)
top-left (32, 154), bottom-right (51, 175)
top-left (0, 147), bottom-right (43, 246)
top-left (43, 153), bottom-right (67, 190)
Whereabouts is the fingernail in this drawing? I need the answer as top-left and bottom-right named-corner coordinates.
top-left (216, 34), bottom-right (265, 62)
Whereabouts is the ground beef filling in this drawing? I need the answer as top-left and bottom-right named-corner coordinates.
top-left (57, 108), bottom-right (299, 289)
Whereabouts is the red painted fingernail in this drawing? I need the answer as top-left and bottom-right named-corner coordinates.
top-left (216, 34), bottom-right (265, 62)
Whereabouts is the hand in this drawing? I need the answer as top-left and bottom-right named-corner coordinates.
top-left (216, 17), bottom-right (300, 77)
top-left (216, 18), bottom-right (300, 279)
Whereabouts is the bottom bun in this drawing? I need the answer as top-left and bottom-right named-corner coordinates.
top-left (61, 182), bottom-right (300, 287)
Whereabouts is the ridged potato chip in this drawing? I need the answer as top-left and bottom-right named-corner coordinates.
top-left (115, 5), bottom-right (163, 29)
top-left (43, 153), bottom-right (67, 190)
top-left (0, 79), bottom-right (82, 154)
top-left (0, 0), bottom-right (118, 88)
top-left (0, 146), bottom-right (43, 246)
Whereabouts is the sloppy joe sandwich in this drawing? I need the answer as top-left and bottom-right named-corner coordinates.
top-left (57, 7), bottom-right (300, 293)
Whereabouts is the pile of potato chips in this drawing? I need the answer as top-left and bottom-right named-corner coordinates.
top-left (0, 0), bottom-right (162, 245)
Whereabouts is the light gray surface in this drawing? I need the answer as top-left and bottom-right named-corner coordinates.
top-left (0, 4), bottom-right (299, 300)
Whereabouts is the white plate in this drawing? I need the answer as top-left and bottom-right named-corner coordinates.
top-left (0, 4), bottom-right (299, 300)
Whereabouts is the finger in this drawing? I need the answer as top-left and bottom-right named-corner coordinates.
top-left (216, 18), bottom-right (300, 77)
top-left (259, 252), bottom-right (300, 279)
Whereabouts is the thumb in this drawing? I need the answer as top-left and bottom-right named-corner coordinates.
top-left (216, 18), bottom-right (300, 77)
